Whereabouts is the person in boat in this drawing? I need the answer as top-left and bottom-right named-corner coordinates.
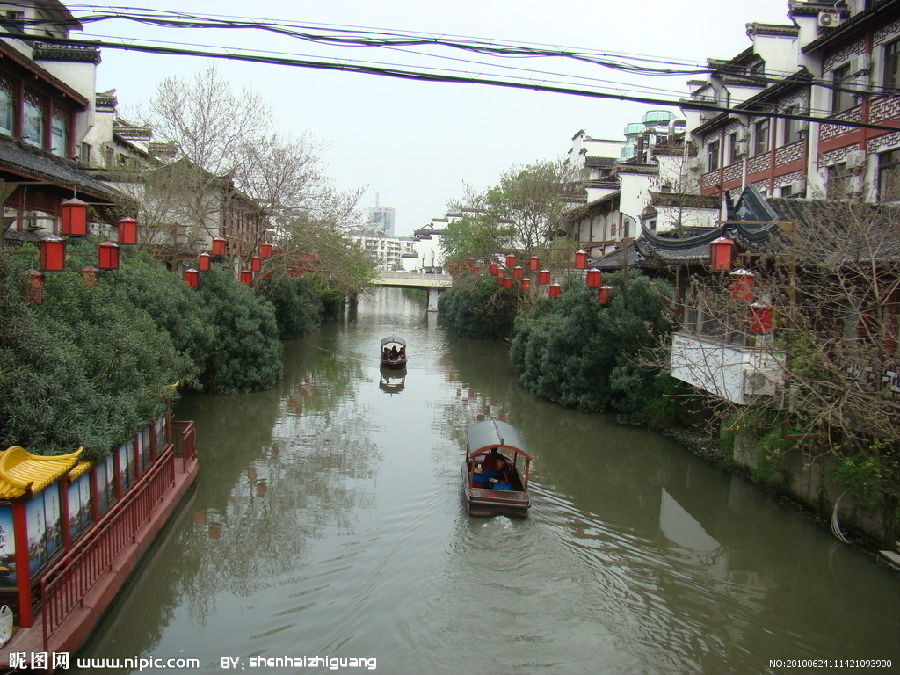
top-left (390, 345), bottom-right (398, 359)
top-left (489, 456), bottom-right (514, 487)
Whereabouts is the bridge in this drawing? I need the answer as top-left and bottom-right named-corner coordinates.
top-left (373, 271), bottom-right (453, 310)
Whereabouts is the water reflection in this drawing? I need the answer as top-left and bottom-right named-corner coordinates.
top-left (76, 288), bottom-right (899, 675)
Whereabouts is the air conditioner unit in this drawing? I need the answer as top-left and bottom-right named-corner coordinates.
top-left (789, 179), bottom-right (807, 193)
top-left (743, 370), bottom-right (777, 397)
top-left (849, 53), bottom-right (871, 75)
top-left (845, 148), bottom-right (866, 169)
top-left (734, 140), bottom-right (749, 157)
top-left (817, 11), bottom-right (842, 27)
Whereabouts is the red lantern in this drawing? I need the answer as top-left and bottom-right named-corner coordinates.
top-left (81, 266), bottom-right (99, 288)
top-left (748, 301), bottom-right (773, 334)
top-left (586, 268), bottom-right (602, 288)
top-left (529, 256), bottom-right (540, 271)
top-left (548, 283), bottom-right (561, 298)
top-left (39, 236), bottom-right (66, 271)
top-left (505, 253), bottom-right (516, 267)
top-left (539, 269), bottom-right (550, 285)
top-left (466, 257), bottom-right (475, 267)
top-left (274, 248), bottom-right (284, 257)
top-left (251, 255), bottom-right (262, 272)
top-left (198, 252), bottom-right (211, 271)
top-left (117, 216), bottom-right (137, 245)
top-left (98, 241), bottom-right (120, 270)
top-left (598, 285), bottom-right (613, 305)
top-left (503, 278), bottom-right (512, 288)
top-left (263, 272), bottom-right (272, 281)
top-left (60, 198), bottom-right (89, 236)
top-left (259, 242), bottom-right (273, 258)
top-left (489, 262), bottom-right (498, 276)
top-left (513, 265), bottom-right (524, 279)
top-left (184, 268), bottom-right (199, 288)
top-left (25, 269), bottom-right (44, 304)
top-left (575, 249), bottom-right (588, 270)
top-left (522, 278), bottom-right (531, 290)
top-left (729, 269), bottom-right (755, 301)
top-left (496, 267), bottom-right (505, 280)
top-left (212, 237), bottom-right (228, 256)
top-left (241, 269), bottom-right (253, 285)
top-left (710, 236), bottom-right (735, 271)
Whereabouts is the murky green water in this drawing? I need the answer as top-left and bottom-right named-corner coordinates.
top-left (77, 287), bottom-right (900, 674)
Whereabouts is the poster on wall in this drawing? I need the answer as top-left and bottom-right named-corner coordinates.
top-left (79, 473), bottom-right (91, 530)
top-left (26, 496), bottom-right (46, 574)
top-left (43, 486), bottom-right (61, 562)
top-left (0, 505), bottom-right (16, 587)
top-left (104, 453), bottom-right (116, 507)
top-left (156, 417), bottom-right (166, 455)
top-left (140, 428), bottom-right (151, 472)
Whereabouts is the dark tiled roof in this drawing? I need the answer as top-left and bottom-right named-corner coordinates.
top-left (0, 135), bottom-right (125, 202)
top-left (650, 192), bottom-right (720, 209)
top-left (584, 156), bottom-right (616, 167)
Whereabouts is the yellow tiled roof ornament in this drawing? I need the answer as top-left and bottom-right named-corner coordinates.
top-left (0, 446), bottom-right (84, 499)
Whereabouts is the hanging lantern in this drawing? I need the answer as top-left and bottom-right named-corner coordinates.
top-left (212, 237), bottom-right (228, 256)
top-left (39, 235), bottom-right (66, 272)
top-left (489, 261), bottom-right (498, 276)
top-left (503, 277), bottom-right (512, 288)
top-left (513, 265), bottom-right (524, 279)
top-left (729, 269), bottom-right (755, 301)
top-left (81, 266), bottom-right (99, 288)
top-left (263, 272), bottom-right (272, 281)
top-left (251, 255), bottom-right (262, 272)
top-left (529, 256), bottom-right (540, 271)
top-left (117, 216), bottom-right (137, 245)
top-left (548, 283), bottom-right (561, 298)
top-left (288, 266), bottom-right (300, 278)
top-left (60, 198), bottom-right (89, 236)
top-left (522, 278), bottom-right (531, 290)
top-left (25, 269), bottom-right (44, 304)
top-left (748, 301), bottom-right (774, 334)
top-left (184, 268), bottom-right (199, 288)
top-left (198, 252), bottom-right (211, 271)
top-left (575, 249), bottom-right (588, 270)
top-left (496, 267), bottom-right (505, 280)
top-left (259, 242), bottom-right (273, 258)
top-left (710, 236), bottom-right (735, 271)
top-left (241, 269), bottom-right (253, 285)
top-left (274, 248), bottom-right (284, 257)
top-left (539, 269), bottom-right (550, 285)
top-left (505, 253), bottom-right (516, 267)
top-left (97, 241), bottom-right (120, 270)
top-left (598, 285), bottom-right (613, 305)
top-left (586, 268), bottom-right (602, 288)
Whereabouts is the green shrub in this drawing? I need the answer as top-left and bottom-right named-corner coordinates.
top-left (438, 275), bottom-right (519, 339)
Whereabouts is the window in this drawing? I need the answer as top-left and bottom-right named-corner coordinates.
top-left (878, 149), bottom-right (900, 201)
top-left (884, 39), bottom-right (900, 92)
top-left (23, 92), bottom-right (43, 147)
top-left (782, 105), bottom-right (806, 145)
top-left (51, 110), bottom-right (68, 157)
top-left (707, 139), bottom-right (720, 172)
top-left (827, 163), bottom-right (850, 199)
top-left (0, 78), bottom-right (12, 135)
top-left (832, 63), bottom-right (855, 113)
top-left (753, 119), bottom-right (770, 156)
top-left (727, 132), bottom-right (739, 164)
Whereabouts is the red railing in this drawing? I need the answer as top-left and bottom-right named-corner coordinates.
top-left (171, 420), bottom-right (196, 464)
top-left (40, 447), bottom-right (176, 649)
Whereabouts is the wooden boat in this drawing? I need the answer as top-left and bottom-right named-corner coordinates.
top-left (461, 419), bottom-right (532, 518)
top-left (380, 336), bottom-right (407, 368)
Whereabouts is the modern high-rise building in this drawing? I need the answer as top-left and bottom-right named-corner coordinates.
top-left (368, 205), bottom-right (396, 236)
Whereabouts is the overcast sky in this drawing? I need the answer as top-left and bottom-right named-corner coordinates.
top-left (85, 0), bottom-right (792, 235)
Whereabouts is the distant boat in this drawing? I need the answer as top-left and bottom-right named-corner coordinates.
top-left (380, 336), bottom-right (407, 368)
top-left (461, 419), bottom-right (532, 518)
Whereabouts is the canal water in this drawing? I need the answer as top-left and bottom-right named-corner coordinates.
top-left (77, 287), bottom-right (900, 674)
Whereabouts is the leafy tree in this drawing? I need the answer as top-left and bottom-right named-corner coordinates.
top-left (264, 276), bottom-right (324, 339)
top-left (438, 275), bottom-right (519, 339)
top-left (196, 266), bottom-right (283, 394)
top-left (439, 214), bottom-right (516, 265)
top-left (510, 271), bottom-right (675, 419)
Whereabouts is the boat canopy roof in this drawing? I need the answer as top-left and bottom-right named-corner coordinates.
top-left (466, 419), bottom-right (533, 461)
top-left (381, 336), bottom-right (406, 347)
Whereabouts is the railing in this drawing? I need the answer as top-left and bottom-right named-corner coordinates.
top-left (171, 420), bottom-right (197, 464)
top-left (39, 447), bottom-right (176, 649)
